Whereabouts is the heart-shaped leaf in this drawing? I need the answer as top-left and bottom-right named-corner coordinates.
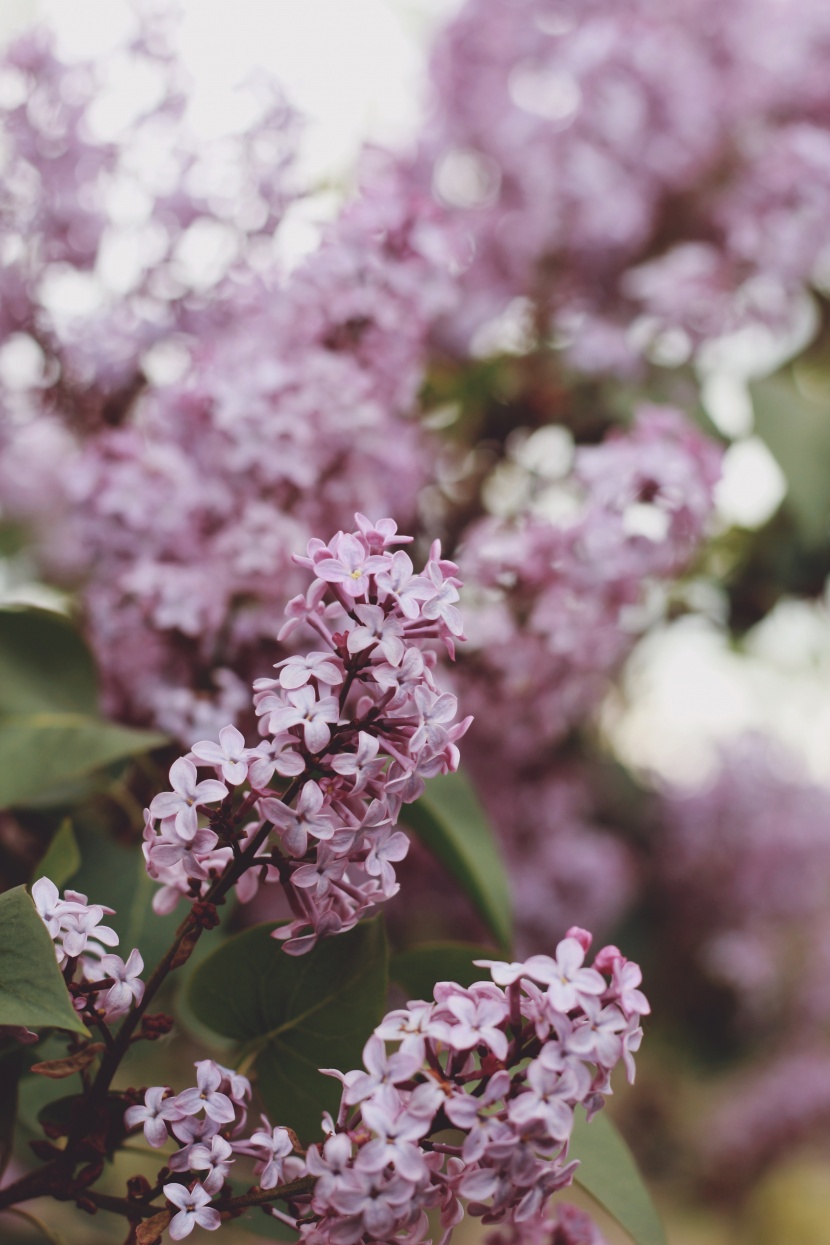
top-left (390, 941), bottom-right (500, 1001)
top-left (187, 920), bottom-right (387, 1143)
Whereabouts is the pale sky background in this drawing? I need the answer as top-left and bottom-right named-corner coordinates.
top-left (3, 0), bottom-right (830, 787)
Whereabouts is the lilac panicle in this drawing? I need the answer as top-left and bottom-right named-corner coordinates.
top-left (142, 516), bottom-right (472, 954)
top-left (125, 940), bottom-right (647, 1243)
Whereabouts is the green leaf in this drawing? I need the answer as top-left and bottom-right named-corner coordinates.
top-left (390, 941), bottom-right (499, 1001)
top-left (187, 920), bottom-right (388, 1142)
top-left (0, 715), bottom-right (168, 808)
top-left (570, 1111), bottom-right (666, 1245)
top-left (402, 770), bottom-right (512, 952)
top-left (752, 372), bottom-right (830, 546)
top-left (33, 820), bottom-right (80, 889)
top-left (0, 887), bottom-right (88, 1035)
top-left (0, 608), bottom-right (98, 716)
top-left (70, 819), bottom-right (180, 970)
top-left (0, 1044), bottom-right (24, 1178)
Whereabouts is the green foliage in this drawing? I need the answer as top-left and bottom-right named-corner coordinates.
top-left (752, 371), bottom-right (830, 547)
top-left (0, 607), bottom-right (167, 809)
top-left (0, 716), bottom-right (168, 809)
top-left (402, 770), bottom-right (512, 952)
top-left (0, 886), bottom-right (88, 1035)
top-left (0, 608), bottom-right (98, 716)
top-left (390, 941), bottom-right (498, 1000)
top-left (0, 1044), bottom-right (24, 1179)
top-left (70, 818), bottom-right (180, 969)
top-left (33, 820), bottom-right (81, 889)
top-left (571, 1111), bottom-right (667, 1245)
top-left (187, 919), bottom-right (388, 1141)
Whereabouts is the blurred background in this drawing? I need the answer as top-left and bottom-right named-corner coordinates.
top-left (4, 1), bottom-right (830, 1242)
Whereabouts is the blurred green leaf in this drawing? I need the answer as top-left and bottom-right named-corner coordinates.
top-left (390, 941), bottom-right (498, 1001)
top-left (2, 1208), bottom-right (70, 1245)
top-left (0, 715), bottom-right (167, 808)
top-left (403, 770), bottom-right (512, 952)
top-left (0, 886), bottom-right (88, 1035)
top-left (0, 1044), bottom-right (24, 1178)
top-left (33, 820), bottom-right (80, 889)
top-left (0, 608), bottom-right (167, 809)
top-left (71, 819), bottom-right (179, 969)
top-left (187, 920), bottom-right (387, 1142)
top-left (0, 608), bottom-right (98, 716)
top-left (571, 1111), bottom-right (667, 1245)
top-left (752, 372), bottom-right (830, 547)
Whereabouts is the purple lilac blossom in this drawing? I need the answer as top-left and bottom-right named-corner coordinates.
top-left (126, 941), bottom-right (648, 1243)
top-left (142, 516), bottom-right (472, 953)
top-left (408, 0), bottom-right (830, 370)
top-left (31, 877), bottom-right (145, 1024)
top-left (447, 408), bottom-right (719, 947)
top-left (0, 20), bottom-right (452, 743)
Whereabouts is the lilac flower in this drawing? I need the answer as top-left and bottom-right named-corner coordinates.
top-left (148, 758), bottom-right (228, 842)
top-left (174, 1061), bottom-right (236, 1125)
top-left (363, 827), bottom-right (410, 893)
top-left (191, 725), bottom-right (251, 785)
top-left (312, 533), bottom-right (390, 597)
top-left (261, 781), bottom-right (338, 857)
top-left (266, 686), bottom-right (341, 753)
top-left (187, 1135), bottom-right (234, 1195)
top-left (93, 949), bottom-right (145, 1018)
top-left (444, 992), bottom-right (510, 1060)
top-left (331, 732), bottom-right (387, 794)
top-left (347, 605), bottom-right (405, 666)
top-left (247, 1122), bottom-right (296, 1189)
top-left (527, 939), bottom-right (607, 1014)
top-left (275, 652), bottom-right (345, 690)
top-left (164, 1182), bottom-right (221, 1239)
top-left (343, 1035), bottom-right (423, 1107)
top-left (125, 1087), bottom-right (184, 1149)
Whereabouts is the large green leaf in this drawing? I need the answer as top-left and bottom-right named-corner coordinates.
top-left (187, 920), bottom-right (388, 1142)
top-left (0, 608), bottom-right (98, 716)
top-left (390, 941), bottom-right (499, 1001)
top-left (33, 820), bottom-right (81, 889)
top-left (402, 770), bottom-right (512, 952)
top-left (571, 1111), bottom-right (667, 1245)
top-left (0, 715), bottom-right (167, 808)
top-left (0, 887), bottom-right (88, 1035)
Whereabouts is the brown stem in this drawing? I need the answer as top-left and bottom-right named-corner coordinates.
top-left (0, 780), bottom-right (303, 1215)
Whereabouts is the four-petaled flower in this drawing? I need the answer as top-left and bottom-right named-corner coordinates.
top-left (164, 1182), bottom-right (221, 1239)
top-left (148, 758), bottom-right (228, 841)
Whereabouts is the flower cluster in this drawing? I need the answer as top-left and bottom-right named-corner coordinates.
top-left (142, 516), bottom-right (472, 953)
top-left (0, 24), bottom-right (451, 743)
top-left (411, 0), bottom-right (830, 370)
top-left (124, 936), bottom-right (647, 1242)
top-left (487, 1202), bottom-right (611, 1245)
top-left (439, 408), bottom-right (719, 948)
top-left (31, 877), bottom-right (144, 1024)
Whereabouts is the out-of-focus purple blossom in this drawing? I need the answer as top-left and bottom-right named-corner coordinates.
top-left (408, 0), bottom-right (830, 369)
top-left (0, 21), bottom-right (453, 743)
